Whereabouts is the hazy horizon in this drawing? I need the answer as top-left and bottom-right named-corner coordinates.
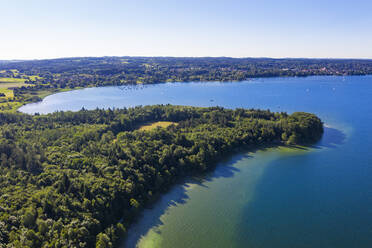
top-left (2, 0), bottom-right (372, 60)
top-left (2, 55), bottom-right (372, 62)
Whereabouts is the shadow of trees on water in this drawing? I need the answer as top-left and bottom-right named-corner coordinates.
top-left (312, 126), bottom-right (346, 149)
top-left (285, 126), bottom-right (346, 151)
top-left (122, 127), bottom-right (345, 247)
top-left (122, 154), bottom-right (245, 248)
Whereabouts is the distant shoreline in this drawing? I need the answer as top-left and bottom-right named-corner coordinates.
top-left (0, 56), bottom-right (371, 112)
top-left (17, 74), bottom-right (372, 114)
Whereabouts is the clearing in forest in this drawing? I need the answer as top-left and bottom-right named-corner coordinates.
top-left (138, 121), bottom-right (178, 131)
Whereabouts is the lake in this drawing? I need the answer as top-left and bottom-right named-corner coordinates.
top-left (20, 76), bottom-right (372, 248)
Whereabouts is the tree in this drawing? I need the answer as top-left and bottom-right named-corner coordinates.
top-left (96, 233), bottom-right (112, 248)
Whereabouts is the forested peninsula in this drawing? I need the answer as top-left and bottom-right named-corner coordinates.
top-left (1, 57), bottom-right (372, 111)
top-left (0, 105), bottom-right (323, 247)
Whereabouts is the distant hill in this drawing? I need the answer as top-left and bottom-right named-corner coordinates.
top-left (1, 56), bottom-right (372, 85)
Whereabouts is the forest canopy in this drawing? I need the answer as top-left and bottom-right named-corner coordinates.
top-left (0, 105), bottom-right (323, 247)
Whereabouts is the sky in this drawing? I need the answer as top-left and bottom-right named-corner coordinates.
top-left (1, 0), bottom-right (372, 60)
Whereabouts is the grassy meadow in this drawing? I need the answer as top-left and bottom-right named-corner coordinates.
top-left (139, 121), bottom-right (178, 131)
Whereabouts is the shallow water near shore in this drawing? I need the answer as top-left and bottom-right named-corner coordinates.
top-left (20, 76), bottom-right (372, 247)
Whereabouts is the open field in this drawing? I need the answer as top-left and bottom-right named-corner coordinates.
top-left (0, 80), bottom-right (34, 100)
top-left (0, 82), bottom-right (29, 88)
top-left (139, 121), bottom-right (178, 131)
top-left (0, 88), bottom-right (14, 98)
top-left (29, 75), bottom-right (41, 81)
top-left (0, 77), bottom-right (26, 83)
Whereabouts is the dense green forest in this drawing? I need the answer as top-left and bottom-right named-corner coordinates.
top-left (3, 57), bottom-right (372, 88)
top-left (1, 56), bottom-right (372, 111)
top-left (0, 105), bottom-right (323, 248)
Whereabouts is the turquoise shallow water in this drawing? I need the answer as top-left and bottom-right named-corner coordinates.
top-left (20, 76), bottom-right (372, 247)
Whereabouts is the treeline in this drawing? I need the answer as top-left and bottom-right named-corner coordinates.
top-left (0, 105), bottom-right (323, 247)
top-left (2, 56), bottom-right (372, 112)
top-left (2, 57), bottom-right (372, 90)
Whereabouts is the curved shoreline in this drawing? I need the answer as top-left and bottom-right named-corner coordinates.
top-left (0, 104), bottom-right (324, 247)
top-left (121, 145), bottom-right (313, 248)
top-left (122, 124), bottom-right (346, 248)
top-left (17, 75), bottom-right (372, 114)
top-left (3, 73), bottom-right (367, 248)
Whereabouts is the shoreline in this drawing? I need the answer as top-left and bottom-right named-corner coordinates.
top-left (121, 143), bottom-right (317, 248)
top-left (16, 74), bottom-right (372, 114)
top-left (0, 83), bottom-right (326, 247)
top-left (122, 123), bottom-right (347, 248)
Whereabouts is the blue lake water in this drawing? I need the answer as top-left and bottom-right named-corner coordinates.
top-left (20, 76), bottom-right (372, 248)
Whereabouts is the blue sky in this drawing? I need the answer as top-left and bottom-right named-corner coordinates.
top-left (1, 0), bottom-right (372, 59)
